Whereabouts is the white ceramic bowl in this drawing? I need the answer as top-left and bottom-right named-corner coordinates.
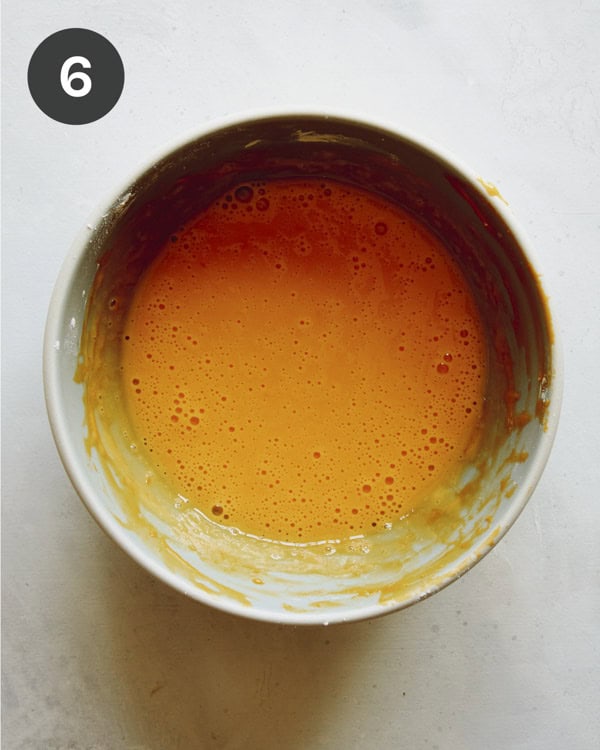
top-left (44, 111), bottom-right (562, 624)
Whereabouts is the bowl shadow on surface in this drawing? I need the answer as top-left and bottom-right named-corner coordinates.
top-left (103, 539), bottom-right (378, 750)
top-left (100, 527), bottom-right (542, 750)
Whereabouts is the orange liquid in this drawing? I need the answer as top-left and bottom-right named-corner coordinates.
top-left (120, 179), bottom-right (487, 542)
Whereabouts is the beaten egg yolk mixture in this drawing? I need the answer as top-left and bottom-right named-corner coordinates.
top-left (119, 178), bottom-right (487, 543)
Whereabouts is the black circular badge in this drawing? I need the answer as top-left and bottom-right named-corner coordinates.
top-left (28, 28), bottom-right (124, 125)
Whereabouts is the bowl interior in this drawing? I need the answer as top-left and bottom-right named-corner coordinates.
top-left (45, 114), bottom-right (559, 624)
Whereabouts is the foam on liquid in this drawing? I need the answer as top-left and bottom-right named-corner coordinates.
top-left (120, 179), bottom-right (487, 543)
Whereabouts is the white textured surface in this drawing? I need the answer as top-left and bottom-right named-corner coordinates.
top-left (2, 1), bottom-right (599, 748)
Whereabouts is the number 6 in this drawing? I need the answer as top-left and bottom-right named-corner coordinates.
top-left (60, 56), bottom-right (92, 98)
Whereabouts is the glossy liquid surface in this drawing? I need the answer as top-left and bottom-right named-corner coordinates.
top-left (120, 179), bottom-right (487, 542)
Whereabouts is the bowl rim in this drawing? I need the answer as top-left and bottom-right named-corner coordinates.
top-left (43, 107), bottom-right (564, 625)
